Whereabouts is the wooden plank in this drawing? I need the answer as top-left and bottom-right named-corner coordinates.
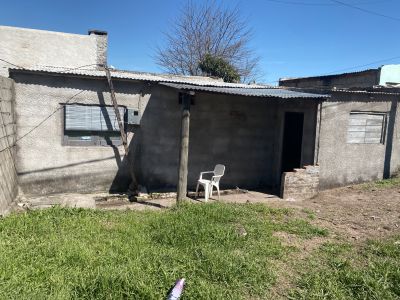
top-left (104, 67), bottom-right (129, 154)
top-left (104, 67), bottom-right (138, 193)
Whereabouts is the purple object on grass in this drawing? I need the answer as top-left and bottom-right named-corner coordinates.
top-left (166, 278), bottom-right (185, 300)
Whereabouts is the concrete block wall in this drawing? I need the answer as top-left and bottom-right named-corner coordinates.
top-left (11, 72), bottom-right (146, 195)
top-left (318, 92), bottom-right (400, 188)
top-left (281, 165), bottom-right (319, 200)
top-left (0, 76), bottom-right (17, 215)
top-left (11, 71), bottom-right (319, 195)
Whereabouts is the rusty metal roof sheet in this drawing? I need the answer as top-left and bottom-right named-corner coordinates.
top-left (160, 82), bottom-right (329, 99)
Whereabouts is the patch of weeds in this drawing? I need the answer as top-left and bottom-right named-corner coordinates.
top-left (301, 208), bottom-right (316, 220)
top-left (361, 177), bottom-right (400, 190)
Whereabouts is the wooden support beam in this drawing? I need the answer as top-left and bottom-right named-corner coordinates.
top-left (104, 66), bottom-right (138, 193)
top-left (177, 93), bottom-right (191, 204)
top-left (104, 67), bottom-right (129, 154)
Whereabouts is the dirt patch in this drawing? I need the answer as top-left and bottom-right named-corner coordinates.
top-left (267, 184), bottom-right (400, 242)
top-left (273, 231), bottom-right (329, 253)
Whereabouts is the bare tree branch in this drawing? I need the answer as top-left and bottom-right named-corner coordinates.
top-left (154, 0), bottom-right (260, 82)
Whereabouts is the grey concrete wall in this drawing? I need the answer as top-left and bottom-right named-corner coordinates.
top-left (279, 69), bottom-right (380, 90)
top-left (139, 87), bottom-right (318, 191)
top-left (11, 72), bottom-right (319, 195)
top-left (0, 76), bottom-right (17, 215)
top-left (318, 91), bottom-right (400, 188)
top-left (11, 73), bottom-right (148, 195)
top-left (0, 26), bottom-right (104, 76)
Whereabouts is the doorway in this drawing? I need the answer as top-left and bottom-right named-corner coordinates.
top-left (281, 112), bottom-right (304, 173)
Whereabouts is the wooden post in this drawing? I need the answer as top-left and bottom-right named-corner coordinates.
top-left (104, 66), bottom-right (138, 193)
top-left (177, 93), bottom-right (191, 204)
top-left (104, 67), bottom-right (129, 154)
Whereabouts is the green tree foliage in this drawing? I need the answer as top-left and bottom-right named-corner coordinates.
top-left (199, 54), bottom-right (241, 83)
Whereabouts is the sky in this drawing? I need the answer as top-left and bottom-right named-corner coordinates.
top-left (1, 0), bottom-right (399, 84)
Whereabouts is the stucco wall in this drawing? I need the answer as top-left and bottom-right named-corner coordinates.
top-left (11, 72), bottom-right (318, 195)
top-left (318, 92), bottom-right (400, 188)
top-left (12, 73), bottom-right (147, 195)
top-left (0, 26), bottom-right (103, 76)
top-left (0, 76), bottom-right (17, 215)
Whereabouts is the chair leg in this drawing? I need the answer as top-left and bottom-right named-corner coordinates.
top-left (217, 184), bottom-right (220, 200)
top-left (204, 184), bottom-right (209, 202)
top-left (195, 182), bottom-right (200, 198)
top-left (209, 185), bottom-right (213, 199)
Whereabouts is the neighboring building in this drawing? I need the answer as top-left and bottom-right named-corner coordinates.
top-left (280, 66), bottom-right (400, 189)
top-left (0, 26), bottom-right (107, 76)
top-left (279, 64), bottom-right (400, 90)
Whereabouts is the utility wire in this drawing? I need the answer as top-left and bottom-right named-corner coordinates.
top-left (330, 0), bottom-right (400, 22)
top-left (265, 55), bottom-right (400, 85)
top-left (0, 90), bottom-right (86, 154)
top-left (325, 55), bottom-right (400, 75)
top-left (265, 0), bottom-right (393, 6)
top-left (0, 57), bottom-right (101, 74)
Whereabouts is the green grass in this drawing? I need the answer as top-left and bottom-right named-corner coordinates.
top-left (361, 176), bottom-right (400, 190)
top-left (0, 203), bottom-right (326, 300)
top-left (290, 238), bottom-right (400, 300)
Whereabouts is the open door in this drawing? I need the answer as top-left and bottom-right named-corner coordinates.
top-left (281, 112), bottom-right (304, 173)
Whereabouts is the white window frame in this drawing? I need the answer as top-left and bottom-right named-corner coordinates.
top-left (63, 104), bottom-right (126, 146)
top-left (347, 112), bottom-right (387, 144)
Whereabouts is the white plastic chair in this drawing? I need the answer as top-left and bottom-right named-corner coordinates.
top-left (196, 164), bottom-right (225, 201)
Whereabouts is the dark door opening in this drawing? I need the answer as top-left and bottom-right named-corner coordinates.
top-left (281, 112), bottom-right (304, 173)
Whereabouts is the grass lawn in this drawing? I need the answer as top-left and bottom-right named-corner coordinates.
top-left (0, 202), bottom-right (399, 299)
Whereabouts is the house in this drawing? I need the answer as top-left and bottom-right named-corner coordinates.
top-left (0, 25), bottom-right (399, 214)
top-left (8, 67), bottom-right (326, 199)
top-left (280, 66), bottom-right (400, 189)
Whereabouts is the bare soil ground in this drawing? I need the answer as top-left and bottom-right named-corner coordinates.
top-left (267, 184), bottom-right (400, 241)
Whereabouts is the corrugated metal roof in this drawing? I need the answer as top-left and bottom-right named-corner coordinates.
top-left (160, 82), bottom-right (329, 99)
top-left (9, 66), bottom-right (269, 89)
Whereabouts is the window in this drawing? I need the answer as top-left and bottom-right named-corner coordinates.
top-left (347, 112), bottom-right (386, 144)
top-left (63, 104), bottom-right (125, 146)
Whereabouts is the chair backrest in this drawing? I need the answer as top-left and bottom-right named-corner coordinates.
top-left (212, 164), bottom-right (225, 183)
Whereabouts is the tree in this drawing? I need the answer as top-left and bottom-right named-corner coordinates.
top-left (199, 54), bottom-right (240, 83)
top-left (155, 1), bottom-right (260, 82)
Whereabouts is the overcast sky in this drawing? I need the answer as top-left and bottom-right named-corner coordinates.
top-left (1, 0), bottom-right (399, 84)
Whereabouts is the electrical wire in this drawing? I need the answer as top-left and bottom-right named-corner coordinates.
top-left (264, 55), bottom-right (400, 85)
top-left (330, 0), bottom-right (400, 22)
top-left (0, 90), bottom-right (86, 153)
top-left (0, 54), bottom-right (398, 153)
top-left (265, 0), bottom-right (394, 6)
top-left (0, 57), bottom-right (102, 74)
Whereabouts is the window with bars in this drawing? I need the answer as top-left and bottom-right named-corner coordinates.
top-left (347, 112), bottom-right (386, 144)
top-left (63, 104), bottom-right (125, 146)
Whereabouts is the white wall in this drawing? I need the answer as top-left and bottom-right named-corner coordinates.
top-left (0, 26), bottom-right (99, 76)
top-left (380, 64), bottom-right (400, 86)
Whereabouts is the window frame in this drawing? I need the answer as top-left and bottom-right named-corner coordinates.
top-left (346, 111), bottom-right (387, 145)
top-left (62, 103), bottom-right (126, 147)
